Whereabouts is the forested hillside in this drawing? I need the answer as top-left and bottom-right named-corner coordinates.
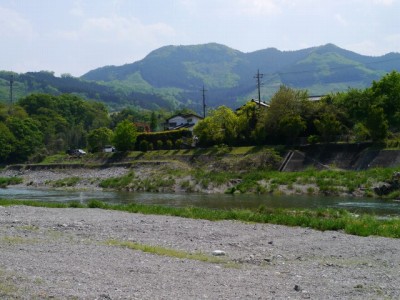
top-left (1, 43), bottom-right (400, 113)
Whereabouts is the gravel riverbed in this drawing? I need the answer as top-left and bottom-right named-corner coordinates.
top-left (0, 205), bottom-right (399, 299)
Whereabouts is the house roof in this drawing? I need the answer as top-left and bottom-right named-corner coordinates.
top-left (166, 113), bottom-right (203, 121)
top-left (308, 95), bottom-right (325, 101)
top-left (236, 99), bottom-right (270, 111)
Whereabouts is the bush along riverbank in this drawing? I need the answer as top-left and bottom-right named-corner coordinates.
top-left (3, 146), bottom-right (400, 198)
top-left (0, 198), bottom-right (399, 238)
top-left (4, 163), bottom-right (400, 199)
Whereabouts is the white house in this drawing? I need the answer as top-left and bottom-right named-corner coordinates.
top-left (165, 113), bottom-right (203, 131)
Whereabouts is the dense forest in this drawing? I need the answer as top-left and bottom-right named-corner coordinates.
top-left (0, 71), bottom-right (399, 165)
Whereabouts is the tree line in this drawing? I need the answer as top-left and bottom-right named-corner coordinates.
top-left (194, 71), bottom-right (400, 147)
top-left (0, 71), bottom-right (399, 164)
top-left (0, 93), bottom-right (164, 163)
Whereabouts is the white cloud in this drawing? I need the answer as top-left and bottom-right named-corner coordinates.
top-left (334, 13), bottom-right (348, 26)
top-left (385, 34), bottom-right (400, 43)
top-left (346, 38), bottom-right (400, 56)
top-left (59, 15), bottom-right (176, 44)
top-left (236, 0), bottom-right (281, 16)
top-left (70, 0), bottom-right (85, 17)
top-left (373, 0), bottom-right (394, 5)
top-left (0, 6), bottom-right (35, 39)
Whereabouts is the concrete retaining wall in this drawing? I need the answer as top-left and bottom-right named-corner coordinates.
top-left (282, 143), bottom-right (400, 171)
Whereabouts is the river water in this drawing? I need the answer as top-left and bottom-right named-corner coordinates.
top-left (1, 187), bottom-right (400, 216)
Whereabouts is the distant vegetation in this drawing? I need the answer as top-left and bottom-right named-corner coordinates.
top-left (1, 43), bottom-right (399, 112)
top-left (194, 71), bottom-right (400, 147)
top-left (1, 71), bottom-right (400, 165)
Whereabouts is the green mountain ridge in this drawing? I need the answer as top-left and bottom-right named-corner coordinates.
top-left (1, 43), bottom-right (400, 112)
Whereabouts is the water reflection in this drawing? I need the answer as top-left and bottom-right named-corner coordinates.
top-left (0, 187), bottom-right (399, 216)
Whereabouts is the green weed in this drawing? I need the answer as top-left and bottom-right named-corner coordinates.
top-left (0, 177), bottom-right (23, 188)
top-left (105, 240), bottom-right (231, 265)
top-left (51, 177), bottom-right (80, 187)
top-left (99, 171), bottom-right (135, 189)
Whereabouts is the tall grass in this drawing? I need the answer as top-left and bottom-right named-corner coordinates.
top-left (226, 167), bottom-right (400, 196)
top-left (1, 198), bottom-right (399, 238)
top-left (51, 177), bottom-right (80, 187)
top-left (0, 177), bottom-right (23, 188)
top-left (99, 171), bottom-right (135, 189)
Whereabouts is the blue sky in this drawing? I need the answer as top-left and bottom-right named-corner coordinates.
top-left (1, 0), bottom-right (399, 76)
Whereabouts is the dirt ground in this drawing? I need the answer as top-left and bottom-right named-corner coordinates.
top-left (0, 205), bottom-right (399, 299)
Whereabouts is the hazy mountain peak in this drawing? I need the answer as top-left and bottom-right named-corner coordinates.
top-left (2, 43), bottom-right (399, 113)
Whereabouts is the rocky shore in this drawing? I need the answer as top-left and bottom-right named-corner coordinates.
top-left (0, 164), bottom-right (232, 194)
top-left (1, 166), bottom-right (131, 191)
top-left (0, 205), bottom-right (399, 299)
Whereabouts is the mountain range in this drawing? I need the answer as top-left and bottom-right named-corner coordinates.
top-left (1, 43), bottom-right (400, 112)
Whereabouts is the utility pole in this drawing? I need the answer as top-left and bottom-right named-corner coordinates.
top-left (9, 74), bottom-right (14, 104)
top-left (254, 69), bottom-right (263, 104)
top-left (201, 85), bottom-right (207, 118)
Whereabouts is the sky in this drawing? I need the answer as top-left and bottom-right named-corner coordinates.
top-left (1, 0), bottom-right (399, 77)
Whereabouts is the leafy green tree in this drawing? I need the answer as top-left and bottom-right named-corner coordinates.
top-left (236, 101), bottom-right (258, 145)
top-left (65, 123), bottom-right (87, 149)
top-left (113, 120), bottom-right (137, 151)
top-left (87, 127), bottom-right (114, 152)
top-left (279, 114), bottom-right (306, 144)
top-left (314, 113), bottom-right (342, 143)
top-left (110, 107), bottom-right (142, 129)
top-left (194, 106), bottom-right (239, 146)
top-left (17, 93), bottom-right (111, 152)
top-left (193, 117), bottom-right (214, 146)
top-left (0, 122), bottom-right (15, 162)
top-left (371, 71), bottom-right (400, 128)
top-left (366, 105), bottom-right (388, 142)
top-left (353, 122), bottom-right (370, 142)
top-left (150, 111), bottom-right (158, 132)
top-left (6, 117), bottom-right (43, 162)
top-left (332, 89), bottom-right (374, 124)
top-left (258, 85), bottom-right (309, 143)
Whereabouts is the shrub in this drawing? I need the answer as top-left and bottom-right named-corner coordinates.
top-left (166, 140), bottom-right (173, 150)
top-left (136, 129), bottom-right (192, 148)
top-left (52, 177), bottom-right (80, 187)
top-left (307, 135), bottom-right (319, 144)
top-left (156, 140), bottom-right (164, 150)
top-left (87, 199), bottom-right (106, 208)
top-left (175, 139), bottom-right (183, 149)
top-left (0, 177), bottom-right (23, 187)
top-left (139, 140), bottom-right (149, 152)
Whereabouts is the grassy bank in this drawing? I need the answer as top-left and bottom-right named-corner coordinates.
top-left (4, 145), bottom-right (400, 197)
top-left (1, 199), bottom-right (399, 238)
top-left (0, 177), bottom-right (22, 188)
top-left (97, 165), bottom-right (400, 197)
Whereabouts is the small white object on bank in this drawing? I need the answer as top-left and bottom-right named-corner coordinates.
top-left (212, 250), bottom-right (226, 256)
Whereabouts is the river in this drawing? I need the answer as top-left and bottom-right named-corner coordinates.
top-left (1, 187), bottom-right (400, 216)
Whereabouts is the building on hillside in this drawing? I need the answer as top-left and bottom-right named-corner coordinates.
top-left (236, 99), bottom-right (270, 111)
top-left (134, 122), bottom-right (151, 133)
top-left (164, 113), bottom-right (203, 132)
top-left (308, 95), bottom-right (325, 102)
